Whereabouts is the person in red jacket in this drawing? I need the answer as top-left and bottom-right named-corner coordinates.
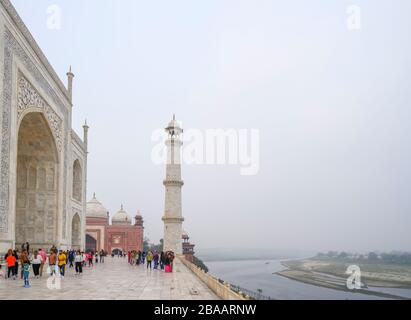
top-left (5, 249), bottom-right (17, 280)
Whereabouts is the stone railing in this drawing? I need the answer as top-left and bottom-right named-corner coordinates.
top-left (178, 256), bottom-right (248, 300)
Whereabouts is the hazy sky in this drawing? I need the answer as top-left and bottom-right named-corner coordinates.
top-left (11, 0), bottom-right (411, 254)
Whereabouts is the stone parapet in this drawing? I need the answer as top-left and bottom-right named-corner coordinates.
top-left (71, 130), bottom-right (86, 152)
top-left (178, 256), bottom-right (248, 301)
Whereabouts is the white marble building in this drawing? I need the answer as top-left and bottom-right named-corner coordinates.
top-left (0, 0), bottom-right (88, 252)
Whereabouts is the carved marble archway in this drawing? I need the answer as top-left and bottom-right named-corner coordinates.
top-left (15, 111), bottom-right (59, 248)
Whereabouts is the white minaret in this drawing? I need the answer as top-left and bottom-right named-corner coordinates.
top-left (162, 115), bottom-right (184, 254)
top-left (66, 66), bottom-right (74, 102)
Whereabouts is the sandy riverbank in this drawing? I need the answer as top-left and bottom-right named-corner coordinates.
top-left (276, 259), bottom-right (411, 300)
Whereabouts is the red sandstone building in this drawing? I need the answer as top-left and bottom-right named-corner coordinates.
top-left (182, 231), bottom-right (195, 263)
top-left (86, 194), bottom-right (144, 254)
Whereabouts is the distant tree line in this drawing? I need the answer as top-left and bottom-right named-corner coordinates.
top-left (143, 238), bottom-right (164, 252)
top-left (316, 251), bottom-right (411, 265)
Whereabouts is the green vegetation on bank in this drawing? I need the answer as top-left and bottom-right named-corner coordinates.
top-left (193, 256), bottom-right (209, 273)
top-left (316, 251), bottom-right (411, 266)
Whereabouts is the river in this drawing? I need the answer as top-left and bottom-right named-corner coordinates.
top-left (205, 259), bottom-right (411, 300)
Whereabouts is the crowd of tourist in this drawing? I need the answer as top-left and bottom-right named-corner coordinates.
top-left (127, 250), bottom-right (175, 272)
top-left (0, 242), bottom-right (176, 289)
top-left (0, 242), bottom-right (108, 288)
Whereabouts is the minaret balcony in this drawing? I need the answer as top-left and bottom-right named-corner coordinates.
top-left (163, 180), bottom-right (184, 187)
top-left (162, 216), bottom-right (185, 223)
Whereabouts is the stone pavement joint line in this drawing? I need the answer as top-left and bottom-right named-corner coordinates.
top-left (0, 257), bottom-right (219, 300)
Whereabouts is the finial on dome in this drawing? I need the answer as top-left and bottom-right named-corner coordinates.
top-left (173, 114), bottom-right (176, 121)
top-left (121, 204), bottom-right (124, 211)
top-left (93, 192), bottom-right (96, 199)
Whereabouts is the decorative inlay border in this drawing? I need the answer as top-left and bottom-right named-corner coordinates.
top-left (0, 38), bottom-right (12, 233)
top-left (17, 75), bottom-right (63, 152)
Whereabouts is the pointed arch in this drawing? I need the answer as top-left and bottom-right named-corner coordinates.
top-left (72, 159), bottom-right (82, 202)
top-left (71, 213), bottom-right (81, 249)
top-left (15, 112), bottom-right (59, 247)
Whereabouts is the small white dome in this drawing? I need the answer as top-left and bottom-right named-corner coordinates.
top-left (86, 194), bottom-right (108, 219)
top-left (167, 119), bottom-right (181, 129)
top-left (165, 115), bottom-right (183, 135)
top-left (112, 205), bottom-right (132, 224)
